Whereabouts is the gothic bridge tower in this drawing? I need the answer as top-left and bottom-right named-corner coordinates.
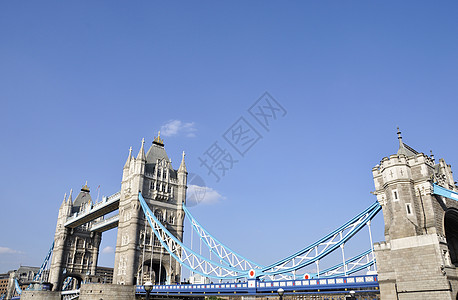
top-left (373, 129), bottom-right (458, 300)
top-left (49, 183), bottom-right (102, 291)
top-left (113, 133), bottom-right (187, 285)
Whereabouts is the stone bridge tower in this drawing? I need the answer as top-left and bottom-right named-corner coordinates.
top-left (372, 129), bottom-right (458, 300)
top-left (49, 184), bottom-right (102, 291)
top-left (113, 133), bottom-right (187, 285)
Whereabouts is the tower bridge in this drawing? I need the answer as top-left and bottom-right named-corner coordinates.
top-left (12, 130), bottom-right (458, 300)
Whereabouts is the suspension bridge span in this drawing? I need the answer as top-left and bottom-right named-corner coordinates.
top-left (13, 130), bottom-right (458, 300)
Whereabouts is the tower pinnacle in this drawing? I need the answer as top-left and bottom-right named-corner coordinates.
top-left (397, 127), bottom-right (403, 148)
top-left (179, 150), bottom-right (187, 173)
top-left (67, 189), bottom-right (73, 204)
top-left (153, 131), bottom-right (164, 146)
top-left (61, 193), bottom-right (67, 207)
top-left (81, 181), bottom-right (90, 192)
top-left (137, 138), bottom-right (146, 161)
top-left (124, 147), bottom-right (132, 169)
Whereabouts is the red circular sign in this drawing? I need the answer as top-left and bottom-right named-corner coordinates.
top-left (249, 269), bottom-right (255, 278)
top-left (304, 273), bottom-right (310, 280)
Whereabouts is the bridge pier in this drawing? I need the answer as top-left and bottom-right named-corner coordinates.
top-left (19, 290), bottom-right (61, 300)
top-left (79, 283), bottom-right (135, 300)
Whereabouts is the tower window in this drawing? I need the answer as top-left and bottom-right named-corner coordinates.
top-left (406, 203), bottom-right (412, 215)
top-left (392, 189), bottom-right (399, 202)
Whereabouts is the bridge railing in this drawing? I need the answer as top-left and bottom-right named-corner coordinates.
top-left (136, 275), bottom-right (379, 295)
top-left (90, 214), bottom-right (119, 231)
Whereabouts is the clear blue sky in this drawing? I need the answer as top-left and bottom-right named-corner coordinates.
top-left (1, 1), bottom-right (457, 274)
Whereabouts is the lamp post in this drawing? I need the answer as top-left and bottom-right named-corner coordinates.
top-left (144, 281), bottom-right (153, 300)
top-left (277, 288), bottom-right (284, 300)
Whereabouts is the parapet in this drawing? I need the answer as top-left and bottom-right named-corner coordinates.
top-left (374, 241), bottom-right (391, 251)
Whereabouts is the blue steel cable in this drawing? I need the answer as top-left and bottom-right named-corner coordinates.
top-left (138, 192), bottom-right (249, 279)
top-left (182, 204), bottom-right (262, 269)
top-left (260, 202), bottom-right (381, 276)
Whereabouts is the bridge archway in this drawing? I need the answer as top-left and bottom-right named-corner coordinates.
top-left (61, 274), bottom-right (83, 291)
top-left (140, 260), bottom-right (167, 285)
top-left (445, 208), bottom-right (458, 266)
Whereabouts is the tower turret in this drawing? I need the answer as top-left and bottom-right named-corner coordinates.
top-left (49, 183), bottom-right (102, 291)
top-left (373, 129), bottom-right (458, 299)
top-left (177, 151), bottom-right (187, 205)
top-left (113, 133), bottom-right (186, 285)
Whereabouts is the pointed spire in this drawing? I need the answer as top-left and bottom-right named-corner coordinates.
top-left (178, 150), bottom-right (187, 173)
top-left (67, 189), bottom-right (73, 205)
top-left (124, 147), bottom-right (132, 169)
top-left (61, 193), bottom-right (67, 207)
top-left (137, 138), bottom-right (146, 161)
top-left (396, 127), bottom-right (418, 157)
top-left (397, 127), bottom-right (403, 149)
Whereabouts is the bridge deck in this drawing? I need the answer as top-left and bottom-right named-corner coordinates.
top-left (136, 275), bottom-right (379, 296)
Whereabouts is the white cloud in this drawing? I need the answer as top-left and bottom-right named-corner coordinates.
top-left (102, 246), bottom-right (114, 254)
top-left (186, 185), bottom-right (225, 207)
top-left (0, 247), bottom-right (22, 254)
top-left (160, 120), bottom-right (197, 138)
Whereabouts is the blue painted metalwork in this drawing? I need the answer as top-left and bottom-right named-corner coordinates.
top-left (184, 202), bottom-right (377, 279)
top-left (260, 201), bottom-right (381, 276)
top-left (140, 192), bottom-right (380, 279)
top-left (183, 204), bottom-right (262, 271)
top-left (25, 241), bottom-right (54, 291)
top-left (139, 192), bottom-right (248, 279)
top-left (315, 249), bottom-right (374, 278)
top-left (433, 183), bottom-right (458, 200)
top-left (14, 279), bottom-right (22, 295)
top-left (136, 275), bottom-right (379, 296)
top-left (62, 277), bottom-right (73, 291)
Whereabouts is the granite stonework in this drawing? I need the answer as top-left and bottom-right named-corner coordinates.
top-left (113, 135), bottom-right (187, 285)
top-left (20, 290), bottom-right (61, 300)
top-left (373, 130), bottom-right (458, 299)
top-left (48, 134), bottom-right (188, 291)
top-left (79, 283), bottom-right (136, 300)
top-left (18, 284), bottom-right (134, 300)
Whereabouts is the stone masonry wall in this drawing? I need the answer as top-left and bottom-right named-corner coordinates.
top-left (79, 283), bottom-right (135, 300)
